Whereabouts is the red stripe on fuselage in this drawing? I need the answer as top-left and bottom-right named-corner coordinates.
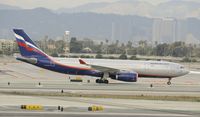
top-left (53, 60), bottom-right (93, 71)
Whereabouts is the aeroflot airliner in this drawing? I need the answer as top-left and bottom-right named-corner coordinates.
top-left (13, 29), bottom-right (189, 85)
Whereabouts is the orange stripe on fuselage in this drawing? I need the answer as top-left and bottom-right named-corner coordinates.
top-left (53, 60), bottom-right (93, 71)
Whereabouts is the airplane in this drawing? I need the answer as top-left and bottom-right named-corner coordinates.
top-left (13, 29), bottom-right (189, 85)
top-left (78, 58), bottom-right (189, 85)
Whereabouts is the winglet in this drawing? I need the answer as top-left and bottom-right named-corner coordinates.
top-left (79, 58), bottom-right (87, 65)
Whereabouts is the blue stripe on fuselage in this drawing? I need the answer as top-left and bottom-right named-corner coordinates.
top-left (34, 58), bottom-right (103, 77)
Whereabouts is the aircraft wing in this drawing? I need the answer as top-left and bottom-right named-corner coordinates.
top-left (79, 58), bottom-right (119, 73)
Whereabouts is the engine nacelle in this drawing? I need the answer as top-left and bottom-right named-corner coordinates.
top-left (109, 71), bottom-right (138, 82)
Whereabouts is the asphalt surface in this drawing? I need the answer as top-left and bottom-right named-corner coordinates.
top-left (0, 112), bottom-right (193, 117)
top-left (0, 59), bottom-right (200, 117)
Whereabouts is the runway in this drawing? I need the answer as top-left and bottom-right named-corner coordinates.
top-left (0, 94), bottom-right (200, 117)
top-left (0, 112), bottom-right (193, 117)
top-left (0, 58), bottom-right (200, 116)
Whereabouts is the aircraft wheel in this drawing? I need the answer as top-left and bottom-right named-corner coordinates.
top-left (167, 81), bottom-right (171, 85)
top-left (167, 78), bottom-right (172, 85)
top-left (96, 79), bottom-right (100, 83)
top-left (96, 79), bottom-right (104, 83)
top-left (96, 79), bottom-right (109, 84)
top-left (99, 79), bottom-right (104, 83)
top-left (104, 79), bottom-right (109, 84)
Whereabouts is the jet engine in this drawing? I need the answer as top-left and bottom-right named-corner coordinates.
top-left (109, 71), bottom-right (138, 82)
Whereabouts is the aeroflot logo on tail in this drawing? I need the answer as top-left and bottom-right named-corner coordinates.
top-left (14, 33), bottom-right (35, 51)
top-left (14, 33), bottom-right (44, 54)
top-left (14, 33), bottom-right (51, 58)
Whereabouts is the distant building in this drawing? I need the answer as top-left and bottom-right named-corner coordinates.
top-left (64, 31), bottom-right (70, 43)
top-left (63, 31), bottom-right (70, 54)
top-left (152, 18), bottom-right (177, 44)
top-left (152, 18), bottom-right (162, 44)
top-left (47, 44), bottom-right (56, 50)
top-left (0, 39), bottom-right (15, 52)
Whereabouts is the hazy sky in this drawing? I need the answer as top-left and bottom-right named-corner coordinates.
top-left (0, 0), bottom-right (200, 10)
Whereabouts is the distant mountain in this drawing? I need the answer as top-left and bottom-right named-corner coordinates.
top-left (57, 2), bottom-right (109, 14)
top-left (1, 0), bottom-right (200, 19)
top-left (0, 4), bottom-right (21, 10)
top-left (153, 0), bottom-right (200, 18)
top-left (57, 1), bottom-right (154, 17)
top-left (0, 8), bottom-right (200, 43)
top-left (0, 8), bottom-right (152, 42)
top-left (57, 0), bottom-right (200, 19)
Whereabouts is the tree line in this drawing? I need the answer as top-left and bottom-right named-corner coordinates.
top-left (69, 38), bottom-right (200, 58)
top-left (1, 37), bottom-right (200, 62)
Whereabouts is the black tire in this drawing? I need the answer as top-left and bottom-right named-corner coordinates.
top-left (96, 79), bottom-right (100, 83)
top-left (104, 80), bottom-right (109, 84)
top-left (167, 81), bottom-right (171, 85)
top-left (99, 79), bottom-right (103, 83)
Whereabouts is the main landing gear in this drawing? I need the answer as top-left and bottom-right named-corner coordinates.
top-left (96, 78), bottom-right (109, 84)
top-left (167, 78), bottom-right (172, 85)
top-left (95, 73), bottom-right (109, 84)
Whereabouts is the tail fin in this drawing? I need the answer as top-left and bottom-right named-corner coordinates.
top-left (14, 29), bottom-right (38, 48)
top-left (13, 29), bottom-right (49, 59)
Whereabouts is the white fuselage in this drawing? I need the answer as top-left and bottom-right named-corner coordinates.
top-left (55, 58), bottom-right (189, 78)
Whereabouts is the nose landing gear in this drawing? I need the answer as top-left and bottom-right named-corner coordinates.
top-left (167, 78), bottom-right (172, 85)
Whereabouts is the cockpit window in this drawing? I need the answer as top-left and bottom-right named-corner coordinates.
top-left (180, 66), bottom-right (184, 69)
